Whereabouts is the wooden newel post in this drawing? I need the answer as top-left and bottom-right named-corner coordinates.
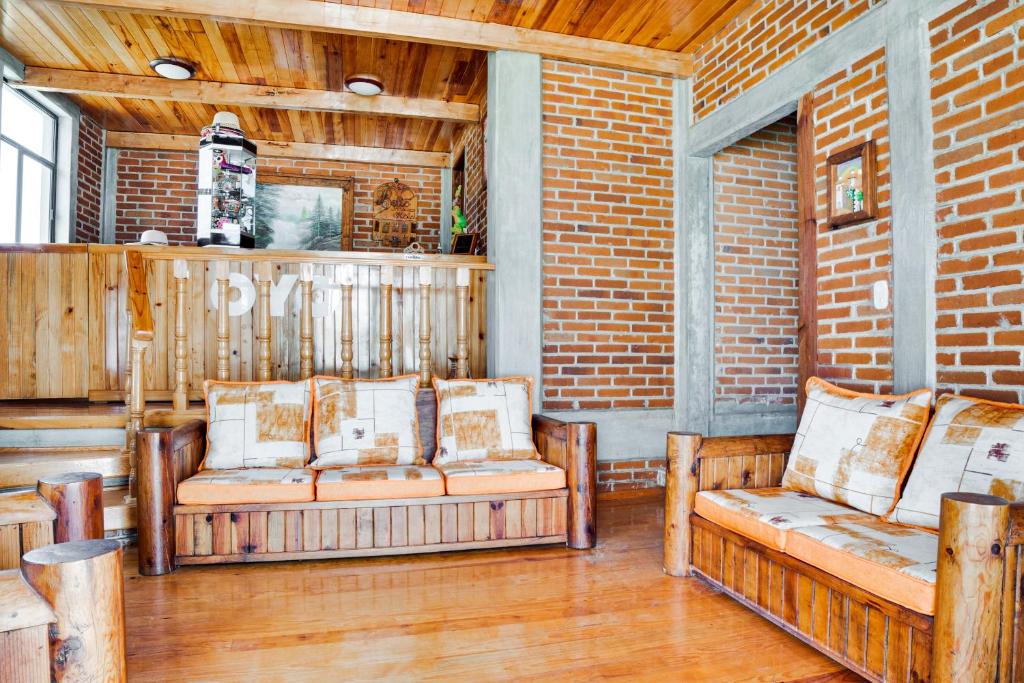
top-left (21, 540), bottom-right (127, 683)
top-left (664, 432), bottom-right (701, 577)
top-left (126, 337), bottom-right (148, 500)
top-left (37, 473), bottom-right (104, 543)
top-left (932, 492), bottom-right (1010, 681)
top-left (566, 422), bottom-right (597, 549)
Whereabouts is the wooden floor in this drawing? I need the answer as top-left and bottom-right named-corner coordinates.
top-left (123, 494), bottom-right (864, 682)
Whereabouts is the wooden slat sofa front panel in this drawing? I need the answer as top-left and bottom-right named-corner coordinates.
top-left (174, 491), bottom-right (568, 564)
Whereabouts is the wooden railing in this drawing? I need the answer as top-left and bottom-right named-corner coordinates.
top-left (118, 246), bottom-right (493, 492)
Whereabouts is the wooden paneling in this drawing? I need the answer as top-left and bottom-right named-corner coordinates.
top-left (0, 492), bottom-right (56, 571)
top-left (692, 517), bottom-right (933, 683)
top-left (0, 248), bottom-right (90, 399)
top-left (173, 490), bottom-right (568, 564)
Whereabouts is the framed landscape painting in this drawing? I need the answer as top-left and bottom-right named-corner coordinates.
top-left (255, 173), bottom-right (354, 250)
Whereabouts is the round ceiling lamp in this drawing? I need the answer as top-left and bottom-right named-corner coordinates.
top-left (345, 74), bottom-right (384, 97)
top-left (150, 57), bottom-right (196, 80)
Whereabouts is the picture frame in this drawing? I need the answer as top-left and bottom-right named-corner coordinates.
top-left (451, 232), bottom-right (478, 255)
top-left (826, 140), bottom-right (877, 229)
top-left (255, 173), bottom-right (355, 250)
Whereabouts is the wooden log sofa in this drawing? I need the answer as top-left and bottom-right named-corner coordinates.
top-left (664, 378), bottom-right (1024, 682)
top-left (137, 383), bottom-right (597, 576)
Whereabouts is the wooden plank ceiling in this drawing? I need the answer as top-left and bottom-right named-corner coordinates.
top-left (0, 1), bottom-right (487, 151)
top-left (0, 0), bottom-right (751, 155)
top-left (337, 0), bottom-right (752, 53)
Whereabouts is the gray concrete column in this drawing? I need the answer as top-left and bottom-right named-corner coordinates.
top-left (439, 167), bottom-right (452, 253)
top-left (485, 50), bottom-right (543, 404)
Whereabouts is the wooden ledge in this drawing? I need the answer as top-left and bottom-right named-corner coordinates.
top-left (0, 569), bottom-right (55, 632)
top-left (0, 491), bottom-right (56, 526)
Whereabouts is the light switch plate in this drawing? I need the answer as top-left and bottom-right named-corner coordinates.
top-left (872, 280), bottom-right (889, 310)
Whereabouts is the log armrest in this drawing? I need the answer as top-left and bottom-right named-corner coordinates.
top-left (663, 432), bottom-right (794, 577)
top-left (532, 415), bottom-right (597, 549)
top-left (136, 420), bottom-right (206, 575)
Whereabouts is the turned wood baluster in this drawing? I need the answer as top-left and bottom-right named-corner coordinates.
top-left (299, 263), bottom-right (314, 379)
top-left (418, 266), bottom-right (432, 387)
top-left (340, 264), bottom-right (354, 380)
top-left (215, 261), bottom-right (231, 381)
top-left (455, 267), bottom-right (470, 379)
top-left (172, 259), bottom-right (189, 411)
top-left (379, 266), bottom-right (394, 378)
top-left (255, 262), bottom-right (273, 381)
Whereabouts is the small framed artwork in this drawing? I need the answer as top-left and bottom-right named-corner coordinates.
top-left (255, 173), bottom-right (355, 250)
top-left (827, 140), bottom-right (877, 229)
top-left (451, 232), bottom-right (478, 255)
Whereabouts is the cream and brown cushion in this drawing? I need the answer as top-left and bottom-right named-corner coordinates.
top-left (433, 377), bottom-right (539, 465)
top-left (694, 488), bottom-right (873, 552)
top-left (888, 394), bottom-right (1024, 529)
top-left (780, 377), bottom-right (932, 515)
top-left (315, 466), bottom-right (444, 501)
top-left (177, 468), bottom-right (315, 505)
top-left (438, 460), bottom-right (565, 496)
top-left (203, 380), bottom-right (311, 469)
top-left (786, 519), bottom-right (938, 615)
top-left (312, 375), bottom-right (422, 467)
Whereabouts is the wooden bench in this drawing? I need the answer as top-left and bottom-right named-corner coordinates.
top-left (136, 390), bottom-right (597, 575)
top-left (663, 432), bottom-right (1024, 683)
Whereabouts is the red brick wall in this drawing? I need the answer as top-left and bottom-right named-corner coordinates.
top-left (541, 60), bottom-right (675, 412)
top-left (597, 457), bottom-right (665, 494)
top-left (713, 116), bottom-right (800, 409)
top-left (111, 149), bottom-right (442, 251)
top-left (692, 0), bottom-right (886, 123)
top-left (930, 0), bottom-right (1024, 403)
top-left (813, 48), bottom-right (893, 394)
top-left (453, 121), bottom-right (487, 255)
top-left (74, 114), bottom-right (104, 243)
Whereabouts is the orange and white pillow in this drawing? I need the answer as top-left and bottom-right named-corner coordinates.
top-left (203, 380), bottom-right (311, 469)
top-left (889, 394), bottom-right (1024, 529)
top-left (312, 375), bottom-right (422, 467)
top-left (781, 377), bottom-right (932, 515)
top-left (432, 377), bottom-right (539, 465)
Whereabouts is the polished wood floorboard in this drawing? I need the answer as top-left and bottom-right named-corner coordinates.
top-left (123, 496), bottom-right (864, 681)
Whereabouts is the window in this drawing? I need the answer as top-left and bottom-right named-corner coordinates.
top-left (1, 84), bottom-right (57, 243)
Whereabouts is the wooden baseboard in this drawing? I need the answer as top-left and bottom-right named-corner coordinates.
top-left (598, 487), bottom-right (663, 503)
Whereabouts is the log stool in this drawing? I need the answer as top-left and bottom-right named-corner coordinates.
top-left (22, 540), bottom-right (126, 683)
top-left (0, 569), bottom-right (56, 683)
top-left (37, 473), bottom-right (105, 542)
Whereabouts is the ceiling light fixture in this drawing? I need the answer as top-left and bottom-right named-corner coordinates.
top-left (150, 57), bottom-right (196, 80)
top-left (345, 74), bottom-right (384, 97)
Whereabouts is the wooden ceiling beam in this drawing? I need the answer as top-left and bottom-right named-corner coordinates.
top-left (48, 0), bottom-right (693, 77)
top-left (104, 131), bottom-right (451, 168)
top-left (17, 67), bottom-right (479, 123)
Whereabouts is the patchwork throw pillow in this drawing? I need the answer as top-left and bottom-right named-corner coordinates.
top-left (311, 375), bottom-right (423, 467)
top-left (888, 394), bottom-right (1024, 529)
top-left (203, 380), bottom-right (311, 469)
top-left (432, 377), bottom-right (539, 465)
top-left (780, 377), bottom-right (932, 515)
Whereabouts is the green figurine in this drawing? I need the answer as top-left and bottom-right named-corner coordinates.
top-left (451, 185), bottom-right (468, 236)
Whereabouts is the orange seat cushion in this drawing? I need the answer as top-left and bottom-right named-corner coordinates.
top-left (694, 488), bottom-right (873, 551)
top-left (786, 519), bottom-right (938, 615)
top-left (177, 468), bottom-right (315, 505)
top-left (315, 466), bottom-right (444, 501)
top-left (439, 460), bottom-right (566, 495)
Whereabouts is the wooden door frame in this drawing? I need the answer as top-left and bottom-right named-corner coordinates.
top-left (795, 93), bottom-right (818, 414)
